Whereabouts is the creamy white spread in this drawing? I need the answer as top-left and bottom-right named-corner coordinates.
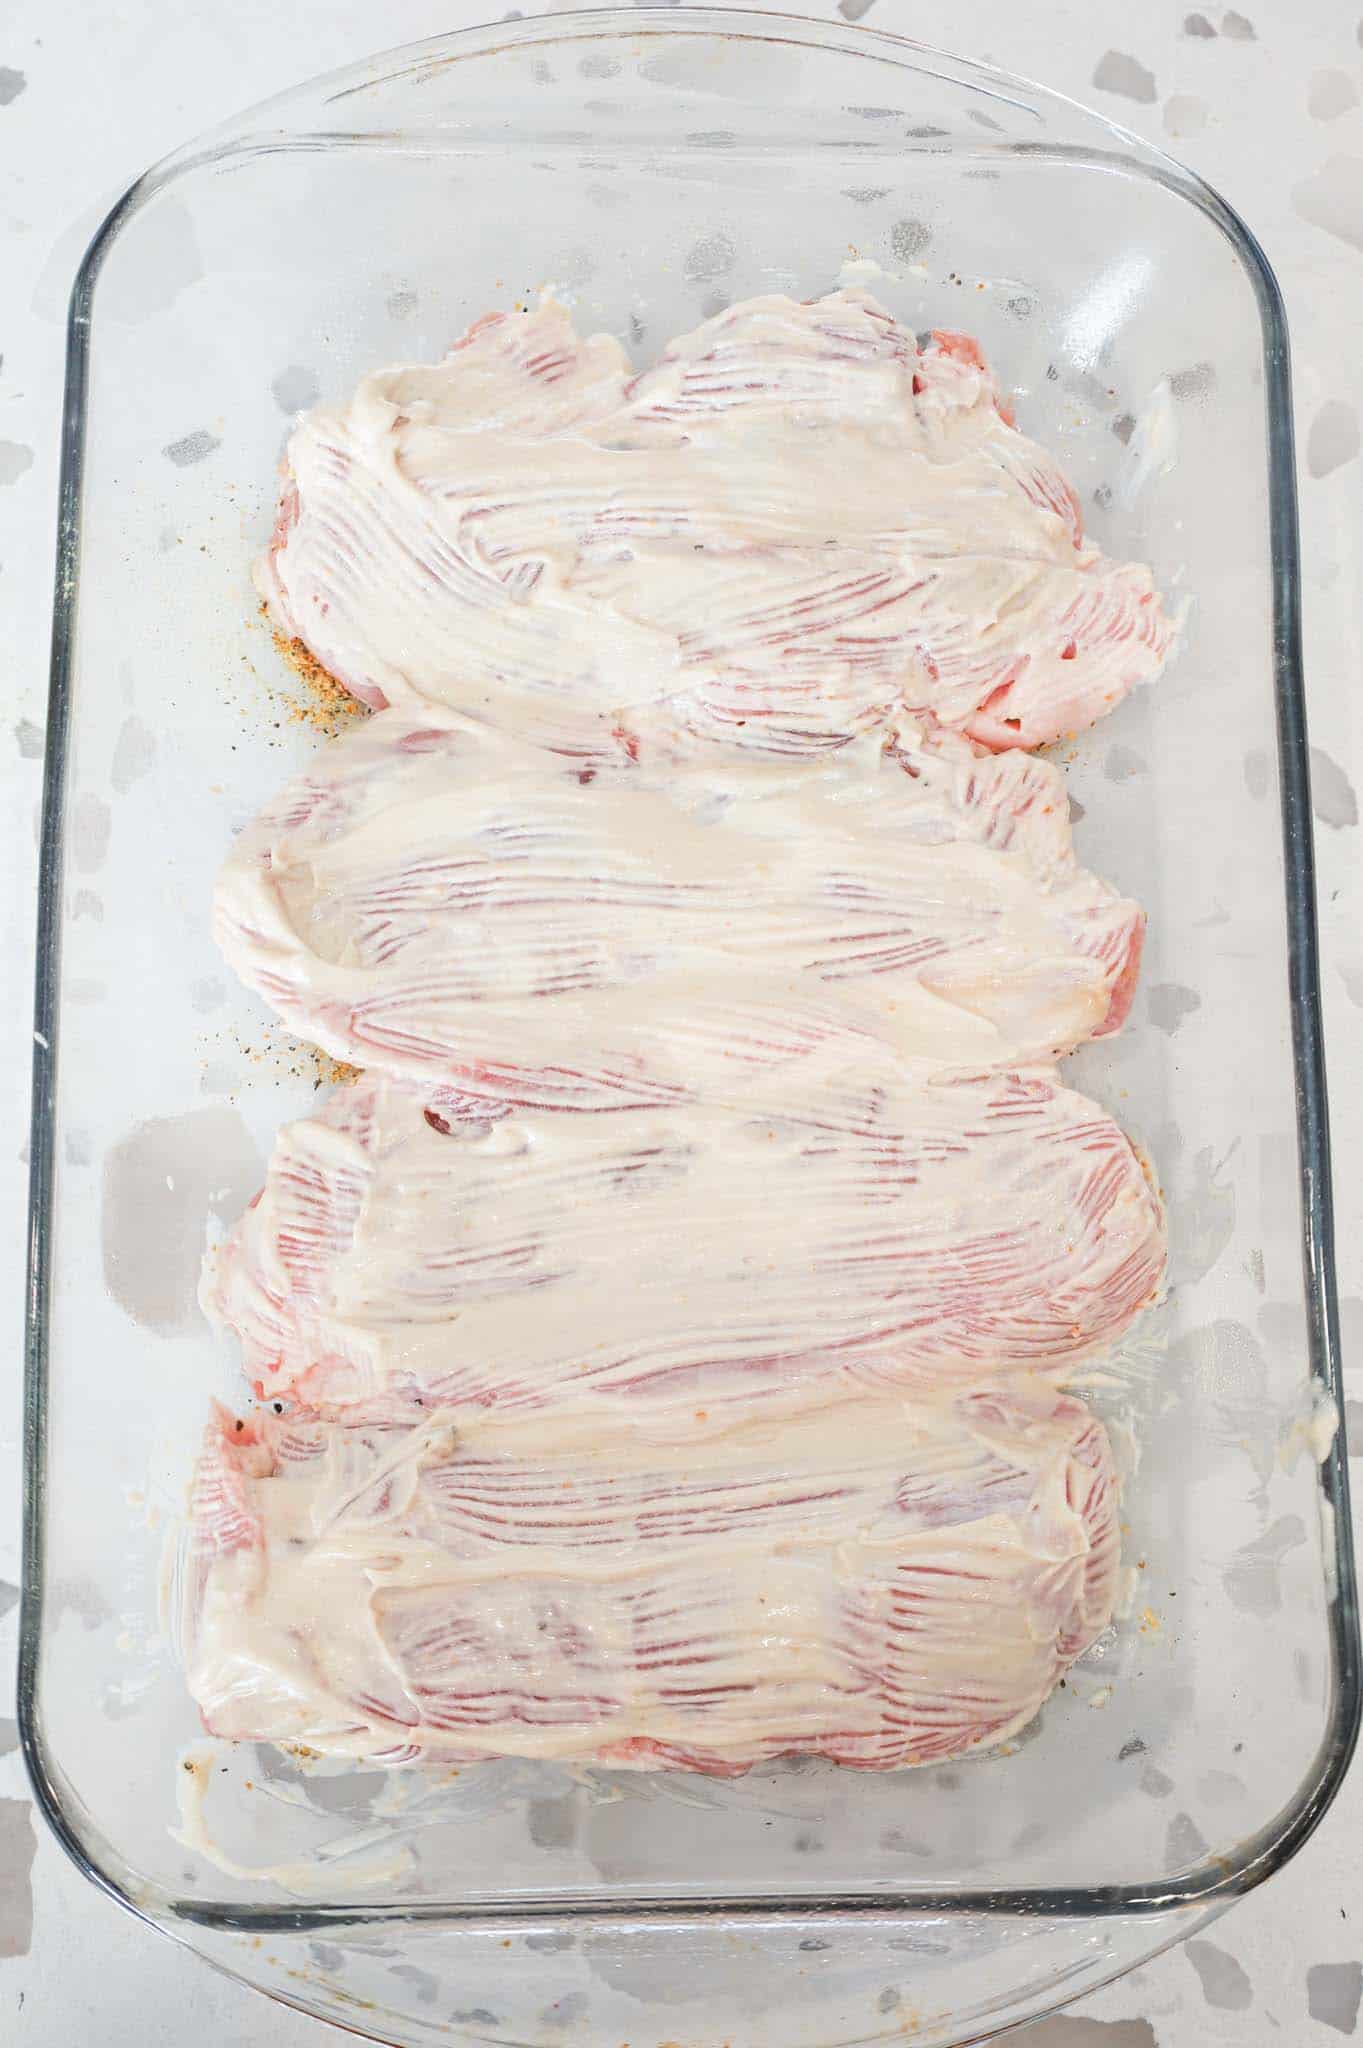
top-left (186, 291), bottom-right (1172, 1782)
top-left (256, 290), bottom-right (1173, 757)
top-left (184, 1385), bottom-right (1119, 1770)
top-left (216, 708), bottom-right (1142, 1109)
top-left (201, 1067), bottom-right (1164, 1424)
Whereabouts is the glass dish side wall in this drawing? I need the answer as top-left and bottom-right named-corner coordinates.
top-left (22, 6), bottom-right (1357, 1961)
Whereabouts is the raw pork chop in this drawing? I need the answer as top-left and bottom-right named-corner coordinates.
top-left (215, 710), bottom-right (1142, 1112)
top-left (201, 1067), bottom-right (1165, 1423)
top-left (184, 1384), bottom-right (1121, 1770)
top-left (256, 290), bottom-right (1173, 759)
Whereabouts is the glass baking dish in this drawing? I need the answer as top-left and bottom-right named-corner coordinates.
top-left (21, 9), bottom-right (1359, 2044)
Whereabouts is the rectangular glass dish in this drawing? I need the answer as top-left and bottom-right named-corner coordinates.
top-left (22, 10), bottom-right (1359, 2034)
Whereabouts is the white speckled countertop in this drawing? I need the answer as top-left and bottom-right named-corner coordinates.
top-left (3, 2), bottom-right (1363, 2042)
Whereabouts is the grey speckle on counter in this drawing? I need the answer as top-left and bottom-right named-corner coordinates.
top-left (71, 792), bottom-right (110, 874)
top-left (1105, 743), bottom-right (1148, 782)
top-left (1092, 51), bottom-right (1158, 103)
top-left (162, 428), bottom-right (221, 466)
top-left (1169, 360), bottom-right (1216, 401)
top-left (1147, 981), bottom-right (1202, 1034)
top-left (189, 975), bottom-right (225, 1014)
top-left (0, 1801), bottom-right (36, 1957)
top-left (1308, 398), bottom-right (1361, 476)
top-left (60, 1573), bottom-right (127, 1628)
top-left (1311, 745), bottom-right (1360, 828)
top-left (1293, 154), bottom-right (1363, 253)
top-left (1009, 2018), bottom-right (1158, 2045)
top-left (1310, 70), bottom-right (1360, 122)
top-left (13, 716), bottom-right (42, 760)
top-left (388, 1964), bottom-right (438, 2007)
top-left (684, 231), bottom-right (735, 282)
top-left (890, 217), bottom-right (932, 261)
top-left (1243, 746), bottom-right (1270, 798)
top-left (101, 1109), bottom-right (262, 1332)
top-left (110, 714), bottom-right (156, 795)
top-left (1344, 954), bottom-right (1363, 1008)
top-left (1165, 94), bottom-right (1210, 136)
top-left (1185, 1938), bottom-right (1254, 2011)
top-left (1308, 1962), bottom-right (1363, 2036)
top-left (0, 65), bottom-right (25, 103)
top-left (272, 364), bottom-right (320, 413)
top-left (1165, 1812), bottom-right (1210, 1870)
top-left (1224, 1514), bottom-right (1308, 1617)
top-left (526, 1793), bottom-right (578, 1849)
top-left (1157, 1151), bottom-right (1237, 1293)
top-left (0, 440), bottom-right (34, 485)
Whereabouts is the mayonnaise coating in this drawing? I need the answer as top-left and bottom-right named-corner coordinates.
top-left (257, 290), bottom-right (1173, 758)
top-left (201, 1067), bottom-right (1165, 1425)
top-left (184, 1384), bottom-right (1120, 1770)
top-left (189, 291), bottom-right (1170, 1779)
top-left (215, 709), bottom-right (1142, 1112)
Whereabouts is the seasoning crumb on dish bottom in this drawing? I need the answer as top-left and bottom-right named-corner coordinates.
top-left (183, 287), bottom-right (1172, 1782)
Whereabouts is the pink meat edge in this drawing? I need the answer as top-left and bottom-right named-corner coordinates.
top-left (1094, 908), bottom-right (1146, 1039)
top-left (253, 470), bottom-right (391, 713)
